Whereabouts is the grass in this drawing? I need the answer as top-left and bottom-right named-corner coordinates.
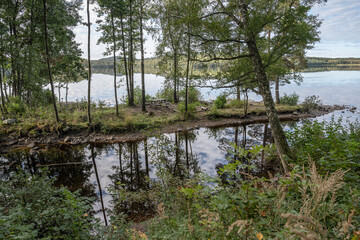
top-left (0, 101), bottom-right (305, 137)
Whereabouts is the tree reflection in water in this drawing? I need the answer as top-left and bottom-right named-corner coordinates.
top-left (0, 123), bottom-right (283, 223)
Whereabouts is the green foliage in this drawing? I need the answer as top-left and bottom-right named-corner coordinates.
top-left (214, 94), bottom-right (227, 109)
top-left (302, 95), bottom-right (323, 110)
top-left (6, 96), bottom-right (26, 116)
top-left (227, 99), bottom-right (244, 108)
top-left (156, 86), bottom-right (175, 103)
top-left (127, 86), bottom-right (152, 105)
top-left (280, 92), bottom-right (299, 106)
top-left (180, 86), bottom-right (202, 103)
top-left (287, 118), bottom-right (360, 186)
top-left (177, 102), bottom-right (197, 118)
top-left (0, 171), bottom-right (100, 239)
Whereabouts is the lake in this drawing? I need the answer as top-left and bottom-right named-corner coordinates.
top-left (5, 70), bottom-right (360, 222)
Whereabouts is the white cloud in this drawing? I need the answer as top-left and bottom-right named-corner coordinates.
top-left (74, 1), bottom-right (360, 59)
top-left (308, 0), bottom-right (360, 57)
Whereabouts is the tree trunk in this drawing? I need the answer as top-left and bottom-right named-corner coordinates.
top-left (58, 83), bottom-right (61, 111)
top-left (140, 0), bottom-right (146, 112)
top-left (240, 3), bottom-right (290, 173)
top-left (173, 50), bottom-right (178, 103)
top-left (128, 0), bottom-right (134, 106)
top-left (275, 76), bottom-right (280, 104)
top-left (43, 0), bottom-right (60, 122)
top-left (185, 25), bottom-right (191, 113)
top-left (0, 64), bottom-right (7, 113)
top-left (90, 146), bottom-right (108, 226)
top-left (111, 10), bottom-right (119, 117)
top-left (120, 14), bottom-right (130, 102)
top-left (87, 0), bottom-right (92, 123)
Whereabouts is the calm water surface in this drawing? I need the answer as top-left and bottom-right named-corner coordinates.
top-left (5, 70), bottom-right (360, 221)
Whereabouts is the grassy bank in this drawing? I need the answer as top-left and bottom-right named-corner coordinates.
top-left (0, 101), bottom-right (304, 139)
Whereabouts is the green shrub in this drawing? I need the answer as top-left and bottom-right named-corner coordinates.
top-left (227, 99), bottom-right (244, 108)
top-left (0, 171), bottom-right (101, 239)
top-left (179, 86), bottom-right (203, 104)
top-left (177, 102), bottom-right (197, 118)
top-left (301, 95), bottom-right (322, 110)
top-left (214, 94), bottom-right (227, 109)
top-left (155, 86), bottom-right (174, 103)
top-left (6, 96), bottom-right (26, 116)
top-left (280, 92), bottom-right (299, 106)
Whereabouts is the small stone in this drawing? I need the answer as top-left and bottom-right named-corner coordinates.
top-left (29, 149), bottom-right (37, 156)
top-left (8, 140), bottom-right (18, 146)
top-left (64, 136), bottom-right (71, 143)
top-left (27, 143), bottom-right (36, 148)
top-left (3, 118), bottom-right (17, 125)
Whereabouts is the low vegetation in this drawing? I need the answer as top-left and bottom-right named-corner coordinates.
top-left (1, 119), bottom-right (359, 239)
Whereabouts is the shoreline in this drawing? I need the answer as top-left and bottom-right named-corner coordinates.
top-left (0, 104), bottom-right (345, 154)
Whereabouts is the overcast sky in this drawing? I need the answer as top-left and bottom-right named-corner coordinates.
top-left (74, 0), bottom-right (360, 60)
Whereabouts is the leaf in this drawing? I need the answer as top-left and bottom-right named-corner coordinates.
top-left (256, 233), bottom-right (263, 240)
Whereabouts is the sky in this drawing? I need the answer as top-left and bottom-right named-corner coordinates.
top-left (74, 0), bottom-right (360, 60)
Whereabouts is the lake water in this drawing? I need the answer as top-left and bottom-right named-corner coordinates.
top-left (5, 70), bottom-right (360, 222)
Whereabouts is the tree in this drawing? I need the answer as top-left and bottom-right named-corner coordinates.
top-left (43, 0), bottom-right (59, 122)
top-left (87, 0), bottom-right (92, 124)
top-left (96, 0), bottom-right (123, 117)
top-left (139, 0), bottom-right (146, 112)
top-left (192, 0), bottom-right (324, 172)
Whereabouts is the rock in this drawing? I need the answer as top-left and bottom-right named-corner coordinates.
top-left (109, 136), bottom-right (115, 140)
top-left (3, 118), bottom-right (17, 125)
top-left (64, 136), bottom-right (71, 143)
top-left (7, 140), bottom-right (18, 146)
top-left (350, 107), bottom-right (357, 111)
top-left (292, 111), bottom-right (299, 116)
top-left (200, 106), bottom-right (209, 111)
top-left (29, 149), bottom-right (37, 156)
top-left (27, 143), bottom-right (36, 148)
top-left (341, 111), bottom-right (345, 113)
top-left (63, 126), bottom-right (71, 132)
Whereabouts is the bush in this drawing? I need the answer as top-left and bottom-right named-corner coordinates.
top-left (6, 96), bottom-right (26, 116)
top-left (280, 92), bottom-right (299, 106)
top-left (302, 95), bottom-right (322, 110)
top-left (155, 86), bottom-right (174, 103)
top-left (177, 102), bottom-right (197, 118)
top-left (227, 99), bottom-right (244, 108)
top-left (179, 86), bottom-right (203, 104)
top-left (214, 94), bottom-right (227, 109)
top-left (0, 171), bottom-right (100, 239)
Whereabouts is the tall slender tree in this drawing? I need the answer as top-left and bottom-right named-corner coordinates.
top-left (43, 0), bottom-right (59, 122)
top-left (87, 0), bottom-right (92, 124)
top-left (140, 0), bottom-right (146, 112)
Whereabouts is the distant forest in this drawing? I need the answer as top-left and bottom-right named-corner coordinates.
top-left (88, 57), bottom-right (360, 75)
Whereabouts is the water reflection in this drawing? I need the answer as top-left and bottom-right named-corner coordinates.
top-left (0, 126), bottom-right (272, 222)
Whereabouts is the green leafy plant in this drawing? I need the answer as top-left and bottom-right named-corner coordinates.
top-left (301, 95), bottom-right (322, 110)
top-left (280, 92), bottom-right (299, 106)
top-left (214, 94), bottom-right (227, 109)
top-left (0, 171), bottom-right (101, 239)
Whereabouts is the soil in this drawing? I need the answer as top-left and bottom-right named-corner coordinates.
top-left (0, 104), bottom-right (347, 154)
